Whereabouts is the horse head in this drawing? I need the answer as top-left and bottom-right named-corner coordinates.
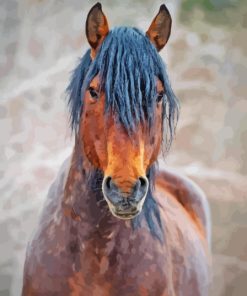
top-left (68, 3), bottom-right (179, 221)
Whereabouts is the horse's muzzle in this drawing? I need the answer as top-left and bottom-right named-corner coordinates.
top-left (102, 176), bottom-right (149, 219)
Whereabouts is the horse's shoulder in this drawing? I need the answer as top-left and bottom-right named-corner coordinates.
top-left (155, 167), bottom-right (211, 246)
top-left (26, 156), bottom-right (72, 253)
top-left (46, 156), bottom-right (72, 200)
top-left (23, 157), bottom-right (73, 282)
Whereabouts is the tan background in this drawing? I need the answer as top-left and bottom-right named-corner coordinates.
top-left (0, 0), bottom-right (246, 295)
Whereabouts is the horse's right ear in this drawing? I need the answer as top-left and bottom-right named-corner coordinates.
top-left (146, 4), bottom-right (172, 51)
top-left (86, 2), bottom-right (109, 59)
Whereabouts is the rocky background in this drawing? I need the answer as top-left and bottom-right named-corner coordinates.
top-left (1, 0), bottom-right (246, 295)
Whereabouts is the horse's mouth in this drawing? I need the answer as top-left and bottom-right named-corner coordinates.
top-left (105, 200), bottom-right (142, 219)
top-left (102, 192), bottom-right (146, 220)
top-left (111, 209), bottom-right (140, 220)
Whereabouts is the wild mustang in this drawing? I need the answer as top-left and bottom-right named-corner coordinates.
top-left (22, 3), bottom-right (211, 296)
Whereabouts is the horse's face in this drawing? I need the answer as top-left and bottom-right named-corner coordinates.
top-left (80, 75), bottom-right (164, 218)
top-left (80, 3), bottom-right (172, 219)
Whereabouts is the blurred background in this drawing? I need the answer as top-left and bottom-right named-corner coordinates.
top-left (0, 0), bottom-right (246, 295)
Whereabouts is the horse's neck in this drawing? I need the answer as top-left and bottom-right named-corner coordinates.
top-left (62, 141), bottom-right (116, 237)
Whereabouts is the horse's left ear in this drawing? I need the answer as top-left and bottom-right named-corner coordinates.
top-left (86, 2), bottom-right (109, 59)
top-left (146, 4), bottom-right (172, 51)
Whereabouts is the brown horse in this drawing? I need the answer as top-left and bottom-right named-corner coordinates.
top-left (22, 3), bottom-right (211, 296)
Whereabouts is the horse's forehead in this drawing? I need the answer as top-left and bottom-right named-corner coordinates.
top-left (90, 75), bottom-right (100, 88)
top-left (156, 79), bottom-right (164, 92)
top-left (89, 75), bottom-right (164, 89)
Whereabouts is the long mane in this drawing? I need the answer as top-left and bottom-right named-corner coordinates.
top-left (66, 27), bottom-right (179, 241)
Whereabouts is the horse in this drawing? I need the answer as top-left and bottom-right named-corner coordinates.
top-left (22, 3), bottom-right (211, 296)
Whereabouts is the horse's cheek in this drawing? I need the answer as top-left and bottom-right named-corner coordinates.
top-left (81, 110), bottom-right (107, 170)
top-left (149, 112), bottom-right (163, 164)
top-left (144, 134), bottom-right (162, 169)
top-left (81, 118), bottom-right (100, 167)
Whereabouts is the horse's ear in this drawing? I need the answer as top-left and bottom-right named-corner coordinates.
top-left (146, 4), bottom-right (172, 51)
top-left (86, 2), bottom-right (109, 59)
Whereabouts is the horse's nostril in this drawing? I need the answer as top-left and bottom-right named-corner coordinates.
top-left (105, 176), bottom-right (112, 190)
top-left (139, 177), bottom-right (147, 188)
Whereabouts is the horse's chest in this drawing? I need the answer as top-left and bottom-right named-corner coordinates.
top-left (67, 239), bottom-right (169, 296)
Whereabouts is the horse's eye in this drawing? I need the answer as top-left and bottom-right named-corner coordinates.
top-left (88, 87), bottom-right (99, 100)
top-left (156, 92), bottom-right (164, 103)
